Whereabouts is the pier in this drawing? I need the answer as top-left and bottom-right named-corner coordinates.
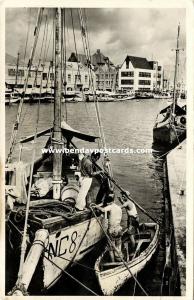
top-left (166, 140), bottom-right (186, 295)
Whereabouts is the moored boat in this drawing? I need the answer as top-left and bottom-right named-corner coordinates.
top-left (95, 223), bottom-right (159, 296)
top-left (135, 92), bottom-right (153, 99)
top-left (6, 8), bottom-right (113, 295)
top-left (153, 24), bottom-right (186, 148)
top-left (153, 92), bottom-right (172, 99)
top-left (153, 103), bottom-right (186, 146)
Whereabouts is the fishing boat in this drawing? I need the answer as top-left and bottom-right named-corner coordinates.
top-left (113, 93), bottom-right (135, 101)
top-left (135, 92), bottom-right (153, 99)
top-left (95, 223), bottom-right (159, 296)
top-left (6, 8), bottom-right (113, 295)
top-left (153, 24), bottom-right (186, 148)
top-left (153, 92), bottom-right (172, 99)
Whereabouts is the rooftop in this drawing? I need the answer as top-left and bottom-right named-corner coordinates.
top-left (126, 55), bottom-right (153, 70)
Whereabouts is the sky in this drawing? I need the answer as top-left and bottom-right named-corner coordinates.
top-left (5, 7), bottom-right (186, 82)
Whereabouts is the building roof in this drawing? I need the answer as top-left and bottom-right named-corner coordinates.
top-left (94, 63), bottom-right (116, 73)
top-left (126, 55), bottom-right (153, 70)
top-left (92, 49), bottom-right (114, 66)
top-left (68, 50), bottom-right (115, 68)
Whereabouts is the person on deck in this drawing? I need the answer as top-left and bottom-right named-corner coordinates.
top-left (75, 152), bottom-right (103, 211)
top-left (120, 191), bottom-right (139, 252)
top-left (95, 193), bottom-right (123, 262)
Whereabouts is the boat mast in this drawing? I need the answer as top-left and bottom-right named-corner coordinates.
top-left (15, 52), bottom-right (20, 87)
top-left (172, 24), bottom-right (180, 115)
top-left (53, 8), bottom-right (62, 200)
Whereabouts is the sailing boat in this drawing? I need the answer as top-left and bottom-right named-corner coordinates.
top-left (153, 25), bottom-right (186, 148)
top-left (6, 8), bottom-right (112, 295)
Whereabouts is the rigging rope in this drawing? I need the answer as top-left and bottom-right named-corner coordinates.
top-left (79, 8), bottom-right (113, 178)
top-left (22, 8), bottom-right (31, 83)
top-left (7, 8), bottom-right (44, 163)
top-left (43, 255), bottom-right (99, 295)
top-left (17, 10), bottom-right (49, 284)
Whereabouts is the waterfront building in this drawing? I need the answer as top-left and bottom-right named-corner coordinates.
top-left (149, 60), bottom-right (164, 91)
top-left (118, 55), bottom-right (163, 92)
top-left (92, 49), bottom-right (117, 91)
top-left (5, 56), bottom-right (95, 91)
top-left (68, 50), bottom-right (117, 92)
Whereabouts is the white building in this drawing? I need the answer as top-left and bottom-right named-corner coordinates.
top-left (149, 60), bottom-right (164, 91)
top-left (118, 55), bottom-right (163, 92)
top-left (5, 61), bottom-right (96, 91)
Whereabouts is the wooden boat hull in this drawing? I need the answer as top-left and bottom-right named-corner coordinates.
top-left (43, 215), bottom-right (104, 289)
top-left (7, 206), bottom-right (105, 293)
top-left (153, 123), bottom-right (186, 146)
top-left (95, 223), bottom-right (159, 296)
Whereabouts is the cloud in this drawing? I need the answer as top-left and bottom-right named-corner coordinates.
top-left (5, 7), bottom-right (186, 82)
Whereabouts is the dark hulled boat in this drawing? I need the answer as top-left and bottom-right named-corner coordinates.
top-left (153, 24), bottom-right (186, 149)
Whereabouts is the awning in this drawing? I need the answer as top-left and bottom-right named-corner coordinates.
top-left (160, 104), bottom-right (186, 116)
top-left (20, 122), bottom-right (98, 144)
top-left (61, 121), bottom-right (98, 142)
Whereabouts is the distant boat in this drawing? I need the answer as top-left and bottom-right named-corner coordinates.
top-left (153, 92), bottom-right (172, 99)
top-left (135, 92), bottom-right (153, 99)
top-left (113, 94), bottom-right (135, 101)
top-left (5, 88), bottom-right (20, 104)
top-left (95, 223), bottom-right (159, 296)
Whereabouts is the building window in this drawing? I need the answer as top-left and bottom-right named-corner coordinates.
top-left (100, 74), bottom-right (104, 79)
top-left (157, 74), bottom-right (161, 78)
top-left (8, 69), bottom-right (16, 76)
top-left (85, 75), bottom-right (88, 83)
top-left (68, 74), bottom-right (71, 83)
top-left (42, 73), bottom-right (47, 80)
top-left (50, 73), bottom-right (54, 80)
top-left (126, 59), bottom-right (129, 69)
top-left (121, 79), bottom-right (134, 85)
top-left (139, 72), bottom-right (151, 78)
top-left (75, 74), bottom-right (81, 82)
top-left (158, 66), bottom-right (162, 71)
top-left (29, 70), bottom-right (35, 78)
top-left (18, 69), bottom-right (24, 77)
top-left (138, 80), bottom-right (151, 85)
top-left (121, 71), bottom-right (134, 77)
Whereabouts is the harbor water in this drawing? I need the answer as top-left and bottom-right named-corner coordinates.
top-left (6, 99), bottom-right (171, 296)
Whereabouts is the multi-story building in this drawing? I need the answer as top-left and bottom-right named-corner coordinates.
top-left (149, 61), bottom-right (164, 91)
top-left (118, 55), bottom-right (163, 92)
top-left (92, 49), bottom-right (117, 91)
top-left (69, 50), bottom-right (117, 92)
top-left (5, 58), bottom-right (95, 91)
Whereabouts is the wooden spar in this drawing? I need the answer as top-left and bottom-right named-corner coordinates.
top-left (172, 24), bottom-right (180, 115)
top-left (12, 230), bottom-right (49, 295)
top-left (53, 8), bottom-right (62, 200)
top-left (15, 52), bottom-right (20, 87)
